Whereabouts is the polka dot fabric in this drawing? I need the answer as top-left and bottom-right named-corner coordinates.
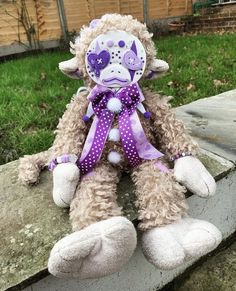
top-left (78, 83), bottom-right (162, 175)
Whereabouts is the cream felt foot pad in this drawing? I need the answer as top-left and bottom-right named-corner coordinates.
top-left (181, 219), bottom-right (222, 257)
top-left (141, 227), bottom-right (186, 270)
top-left (142, 217), bottom-right (222, 270)
top-left (48, 216), bottom-right (137, 279)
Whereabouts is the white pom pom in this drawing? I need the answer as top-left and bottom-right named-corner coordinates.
top-left (108, 151), bottom-right (121, 164)
top-left (109, 128), bottom-right (120, 142)
top-left (107, 98), bottom-right (122, 113)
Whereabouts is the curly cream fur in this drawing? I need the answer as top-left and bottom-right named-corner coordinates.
top-left (49, 91), bottom-right (89, 160)
top-left (18, 150), bottom-right (51, 185)
top-left (132, 159), bottom-right (188, 231)
top-left (143, 89), bottom-right (199, 159)
top-left (70, 163), bottom-right (122, 231)
top-left (19, 14), bottom-right (200, 233)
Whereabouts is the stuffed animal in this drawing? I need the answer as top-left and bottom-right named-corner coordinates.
top-left (19, 14), bottom-right (222, 279)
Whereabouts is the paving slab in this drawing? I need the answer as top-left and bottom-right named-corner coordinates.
top-left (174, 240), bottom-right (236, 291)
top-left (176, 89), bottom-right (236, 163)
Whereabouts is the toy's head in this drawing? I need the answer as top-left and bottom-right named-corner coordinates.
top-left (59, 14), bottom-right (169, 87)
top-left (85, 30), bottom-right (146, 88)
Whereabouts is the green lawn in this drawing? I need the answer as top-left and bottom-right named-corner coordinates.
top-left (0, 33), bottom-right (236, 165)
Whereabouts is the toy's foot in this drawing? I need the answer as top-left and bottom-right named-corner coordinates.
top-left (182, 219), bottom-right (222, 258)
top-left (142, 217), bottom-right (222, 270)
top-left (48, 216), bottom-right (137, 279)
top-left (142, 227), bottom-right (185, 269)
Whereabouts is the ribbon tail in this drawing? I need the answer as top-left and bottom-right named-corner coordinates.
top-left (78, 109), bottom-right (114, 175)
top-left (119, 108), bottom-right (142, 167)
top-left (130, 111), bottom-right (164, 160)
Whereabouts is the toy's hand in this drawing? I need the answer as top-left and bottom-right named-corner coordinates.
top-left (53, 163), bottom-right (80, 208)
top-left (174, 156), bottom-right (216, 198)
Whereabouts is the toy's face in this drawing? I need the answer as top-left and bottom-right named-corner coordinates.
top-left (85, 31), bottom-right (146, 88)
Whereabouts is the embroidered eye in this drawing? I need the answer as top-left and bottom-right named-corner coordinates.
top-left (87, 50), bottom-right (110, 77)
top-left (122, 50), bottom-right (143, 71)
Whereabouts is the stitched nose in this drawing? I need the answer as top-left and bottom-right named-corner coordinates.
top-left (111, 69), bottom-right (122, 74)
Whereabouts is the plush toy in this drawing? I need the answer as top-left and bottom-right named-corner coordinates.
top-left (19, 14), bottom-right (222, 279)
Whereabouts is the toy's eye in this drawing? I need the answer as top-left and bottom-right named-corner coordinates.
top-left (122, 50), bottom-right (143, 71)
top-left (87, 50), bottom-right (110, 77)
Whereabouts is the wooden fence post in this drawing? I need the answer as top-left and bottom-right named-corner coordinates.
top-left (143, 0), bottom-right (149, 23)
top-left (56, 0), bottom-right (68, 39)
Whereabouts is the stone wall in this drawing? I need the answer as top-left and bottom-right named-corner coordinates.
top-left (184, 3), bottom-right (236, 32)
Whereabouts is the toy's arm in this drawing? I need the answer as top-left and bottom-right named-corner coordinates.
top-left (50, 90), bottom-right (88, 159)
top-left (144, 89), bottom-right (216, 197)
top-left (144, 90), bottom-right (198, 158)
top-left (49, 90), bottom-right (89, 208)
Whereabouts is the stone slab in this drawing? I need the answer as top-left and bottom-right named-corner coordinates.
top-left (23, 168), bottom-right (236, 291)
top-left (174, 240), bottom-right (236, 291)
top-left (0, 149), bottom-right (234, 291)
top-left (175, 89), bottom-right (236, 163)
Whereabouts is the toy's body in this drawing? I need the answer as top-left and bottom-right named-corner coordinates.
top-left (19, 14), bottom-right (222, 279)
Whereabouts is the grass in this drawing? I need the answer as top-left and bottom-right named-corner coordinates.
top-left (0, 33), bottom-right (236, 165)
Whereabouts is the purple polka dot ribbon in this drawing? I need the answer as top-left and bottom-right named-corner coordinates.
top-left (77, 83), bottom-right (164, 175)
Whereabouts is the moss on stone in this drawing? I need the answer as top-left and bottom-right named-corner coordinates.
top-left (174, 241), bottom-right (236, 291)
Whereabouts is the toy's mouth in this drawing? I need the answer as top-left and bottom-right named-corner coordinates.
top-left (102, 77), bottom-right (129, 86)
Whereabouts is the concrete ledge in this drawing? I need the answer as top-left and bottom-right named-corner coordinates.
top-left (0, 90), bottom-right (236, 291)
top-left (0, 40), bottom-right (60, 58)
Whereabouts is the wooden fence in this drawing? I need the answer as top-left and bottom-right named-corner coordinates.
top-left (0, 0), bottom-right (192, 55)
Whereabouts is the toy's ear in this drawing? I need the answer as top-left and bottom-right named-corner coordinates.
top-left (146, 59), bottom-right (169, 80)
top-left (58, 57), bottom-right (81, 79)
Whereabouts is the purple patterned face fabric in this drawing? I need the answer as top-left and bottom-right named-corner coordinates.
top-left (85, 31), bottom-right (146, 88)
top-left (77, 83), bottom-right (164, 175)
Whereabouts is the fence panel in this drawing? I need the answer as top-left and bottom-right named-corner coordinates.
top-left (148, 0), bottom-right (192, 20)
top-left (0, 0), bottom-right (193, 55)
top-left (0, 0), bottom-right (61, 46)
top-left (63, 0), bottom-right (90, 31)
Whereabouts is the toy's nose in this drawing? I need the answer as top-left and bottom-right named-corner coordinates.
top-left (109, 66), bottom-right (123, 74)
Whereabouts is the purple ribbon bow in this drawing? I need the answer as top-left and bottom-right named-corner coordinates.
top-left (77, 83), bottom-right (163, 175)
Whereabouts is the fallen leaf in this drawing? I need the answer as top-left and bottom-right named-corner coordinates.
top-left (168, 81), bottom-right (174, 87)
top-left (213, 79), bottom-right (222, 86)
top-left (186, 83), bottom-right (196, 91)
top-left (191, 60), bottom-right (199, 67)
top-left (40, 72), bottom-right (47, 80)
top-left (213, 79), bottom-right (227, 87)
top-left (208, 66), bottom-right (214, 73)
top-left (38, 102), bottom-right (50, 110)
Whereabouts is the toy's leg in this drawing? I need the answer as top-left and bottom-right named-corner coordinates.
top-left (132, 160), bottom-right (222, 270)
top-left (48, 163), bottom-right (137, 279)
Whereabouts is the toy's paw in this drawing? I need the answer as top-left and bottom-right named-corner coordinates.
top-left (48, 216), bottom-right (137, 279)
top-left (142, 227), bottom-right (185, 270)
top-left (174, 156), bottom-right (216, 197)
top-left (182, 219), bottom-right (222, 258)
top-left (53, 163), bottom-right (80, 208)
top-left (141, 217), bottom-right (222, 270)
